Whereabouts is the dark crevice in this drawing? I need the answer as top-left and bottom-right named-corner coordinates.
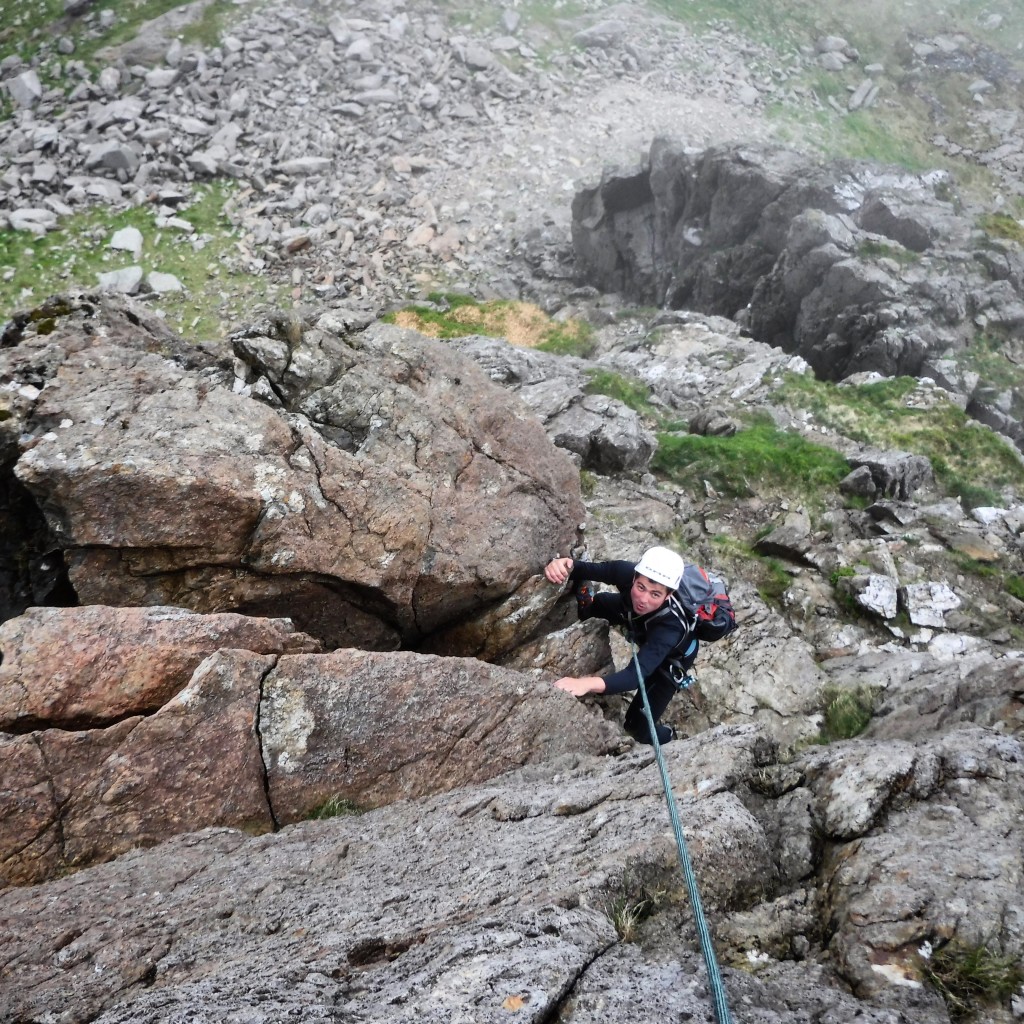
top-left (346, 934), bottom-right (421, 968)
top-left (253, 655), bottom-right (282, 831)
top-left (535, 938), bottom-right (617, 1023)
top-left (2, 707), bottom-right (155, 736)
top-left (0, 473), bottom-right (77, 624)
top-left (31, 733), bottom-right (68, 873)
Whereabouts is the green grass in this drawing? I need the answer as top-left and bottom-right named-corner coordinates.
top-left (813, 684), bottom-right (878, 742)
top-left (955, 335), bottom-right (1024, 393)
top-left (306, 796), bottom-right (364, 820)
top-left (922, 938), bottom-right (1024, 1020)
top-left (757, 556), bottom-right (793, 607)
top-left (0, 182), bottom-right (281, 342)
top-left (711, 534), bottom-right (792, 608)
top-left (980, 213), bottom-right (1024, 246)
top-left (583, 369), bottom-right (657, 418)
top-left (0, 0), bottom-right (67, 64)
top-left (1005, 576), bottom-right (1024, 602)
top-left (772, 372), bottom-right (1024, 507)
top-left (652, 415), bottom-right (850, 500)
top-left (651, 0), bottom-right (817, 50)
top-left (0, 0), bottom-right (240, 67)
top-left (535, 324), bottom-right (596, 358)
top-left (857, 239), bottom-right (921, 265)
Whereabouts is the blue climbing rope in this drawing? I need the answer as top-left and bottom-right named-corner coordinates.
top-left (628, 636), bottom-right (733, 1024)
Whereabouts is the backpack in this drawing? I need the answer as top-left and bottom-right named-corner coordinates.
top-left (669, 564), bottom-right (738, 642)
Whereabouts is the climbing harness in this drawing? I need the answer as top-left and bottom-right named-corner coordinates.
top-left (628, 630), bottom-right (733, 1024)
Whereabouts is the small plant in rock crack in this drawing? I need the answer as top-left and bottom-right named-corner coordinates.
top-left (601, 860), bottom-right (670, 942)
top-left (813, 684), bottom-right (879, 743)
top-left (306, 796), bottom-right (364, 820)
top-left (920, 937), bottom-right (1024, 1020)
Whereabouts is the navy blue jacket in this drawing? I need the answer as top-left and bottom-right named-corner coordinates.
top-left (569, 559), bottom-right (696, 695)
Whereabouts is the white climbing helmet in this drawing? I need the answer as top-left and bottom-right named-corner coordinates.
top-left (635, 546), bottom-right (685, 591)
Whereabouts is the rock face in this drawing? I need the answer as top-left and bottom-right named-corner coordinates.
top-left (0, 604), bottom-right (319, 730)
top-left (5, 712), bottom-right (1020, 1023)
top-left (448, 335), bottom-right (657, 474)
top-left (1, 634), bottom-right (621, 886)
top-left (1, 294), bottom-right (584, 649)
top-left (571, 140), bottom-right (1024, 446)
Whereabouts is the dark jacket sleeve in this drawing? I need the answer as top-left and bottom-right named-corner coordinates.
top-left (567, 559), bottom-right (635, 588)
top-left (601, 614), bottom-right (689, 694)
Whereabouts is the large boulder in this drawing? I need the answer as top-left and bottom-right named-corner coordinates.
top-left (1, 648), bottom-right (274, 887)
top-left (260, 647), bottom-right (622, 820)
top-left (0, 604), bottom-right (319, 730)
top-left (0, 644), bottom-right (620, 885)
top-left (2, 295), bottom-right (584, 651)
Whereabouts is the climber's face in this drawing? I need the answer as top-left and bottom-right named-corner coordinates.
top-left (630, 573), bottom-right (671, 615)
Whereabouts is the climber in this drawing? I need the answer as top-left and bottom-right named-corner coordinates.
top-left (544, 545), bottom-right (697, 745)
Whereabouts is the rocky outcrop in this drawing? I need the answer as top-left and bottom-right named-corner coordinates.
top-left (6, 709), bottom-right (1021, 1022)
top-left (448, 335), bottom-right (657, 474)
top-left (1, 638), bottom-right (620, 886)
top-left (571, 140), bottom-right (1024, 450)
top-left (1, 294), bottom-right (583, 650)
top-left (0, 604), bottom-right (319, 730)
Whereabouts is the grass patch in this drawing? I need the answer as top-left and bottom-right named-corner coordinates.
top-left (0, 0), bottom-right (66, 64)
top-left (757, 556), bottom-right (793, 607)
top-left (828, 566), bottom-right (862, 612)
top-left (1, 0), bottom-right (241, 69)
top-left (772, 372), bottom-right (1024, 507)
top-left (980, 213), bottom-right (1024, 246)
top-left (1005, 576), bottom-right (1024, 602)
top-left (601, 859), bottom-right (670, 943)
top-left (955, 334), bottom-right (1024, 393)
top-left (952, 554), bottom-right (1001, 580)
top-left (827, 107), bottom-right (937, 171)
top-left (650, 0), bottom-right (814, 51)
top-left (306, 796), bottom-right (364, 820)
top-left (814, 684), bottom-right (878, 742)
top-left (922, 938), bottom-right (1024, 1020)
top-left (0, 182), bottom-right (280, 342)
top-left (583, 369), bottom-right (657, 418)
top-left (857, 238), bottom-right (921, 264)
top-left (710, 534), bottom-right (791, 608)
top-left (652, 415), bottom-right (850, 500)
top-left (387, 294), bottom-right (594, 354)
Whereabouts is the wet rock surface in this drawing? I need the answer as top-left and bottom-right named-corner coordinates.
top-left (2, 2), bottom-right (1024, 1022)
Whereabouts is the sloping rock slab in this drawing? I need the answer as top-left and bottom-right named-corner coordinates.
top-left (261, 647), bottom-right (624, 820)
top-left (0, 725), bottom-right (781, 1023)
